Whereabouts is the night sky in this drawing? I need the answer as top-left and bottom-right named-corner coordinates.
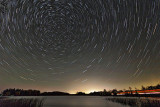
top-left (0, 0), bottom-right (160, 94)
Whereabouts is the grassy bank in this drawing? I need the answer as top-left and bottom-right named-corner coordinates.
top-left (106, 97), bottom-right (160, 107)
top-left (0, 98), bottom-right (44, 107)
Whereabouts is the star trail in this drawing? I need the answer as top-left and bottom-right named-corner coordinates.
top-left (0, 0), bottom-right (160, 93)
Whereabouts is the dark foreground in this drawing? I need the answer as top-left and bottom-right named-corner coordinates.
top-left (0, 96), bottom-right (126, 107)
top-left (0, 96), bottom-right (160, 107)
top-left (106, 97), bottom-right (160, 107)
top-left (0, 97), bottom-right (44, 107)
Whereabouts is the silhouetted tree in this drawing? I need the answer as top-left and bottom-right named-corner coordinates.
top-left (41, 91), bottom-right (69, 96)
top-left (156, 84), bottom-right (160, 89)
top-left (129, 87), bottom-right (132, 95)
top-left (135, 88), bottom-right (138, 95)
top-left (112, 89), bottom-right (117, 96)
top-left (147, 86), bottom-right (154, 90)
top-left (141, 85), bottom-right (145, 90)
top-left (76, 92), bottom-right (86, 95)
top-left (2, 89), bottom-right (40, 96)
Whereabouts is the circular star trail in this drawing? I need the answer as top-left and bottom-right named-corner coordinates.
top-left (0, 0), bottom-right (160, 92)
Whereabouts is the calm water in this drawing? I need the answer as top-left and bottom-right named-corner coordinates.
top-left (9, 96), bottom-right (128, 107)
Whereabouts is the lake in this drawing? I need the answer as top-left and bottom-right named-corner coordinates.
top-left (8, 96), bottom-right (128, 107)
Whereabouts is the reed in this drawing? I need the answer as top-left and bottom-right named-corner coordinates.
top-left (106, 97), bottom-right (160, 107)
top-left (0, 98), bottom-right (44, 107)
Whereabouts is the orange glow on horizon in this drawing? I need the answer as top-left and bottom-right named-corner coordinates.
top-left (118, 89), bottom-right (160, 95)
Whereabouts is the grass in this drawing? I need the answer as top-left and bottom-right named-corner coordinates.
top-left (0, 98), bottom-right (45, 107)
top-left (106, 97), bottom-right (160, 107)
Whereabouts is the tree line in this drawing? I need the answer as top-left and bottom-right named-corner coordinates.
top-left (1, 83), bottom-right (160, 96)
